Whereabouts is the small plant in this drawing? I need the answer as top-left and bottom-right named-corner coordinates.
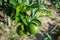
top-left (44, 33), bottom-right (52, 40)
top-left (0, 0), bottom-right (44, 36)
top-left (16, 6), bottom-right (41, 36)
top-left (38, 9), bottom-right (53, 17)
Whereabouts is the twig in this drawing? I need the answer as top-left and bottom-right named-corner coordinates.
top-left (50, 23), bottom-right (58, 33)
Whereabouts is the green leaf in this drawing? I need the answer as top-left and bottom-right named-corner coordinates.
top-left (16, 3), bottom-right (24, 13)
top-left (21, 6), bottom-right (32, 12)
top-left (30, 8), bottom-right (38, 19)
top-left (0, 0), bottom-right (2, 6)
top-left (18, 24), bottom-right (24, 31)
top-left (21, 6), bottom-right (27, 12)
top-left (26, 0), bottom-right (29, 5)
top-left (38, 9), bottom-right (53, 17)
top-left (38, 0), bottom-right (44, 6)
top-left (15, 3), bottom-right (24, 24)
top-left (31, 19), bottom-right (41, 26)
top-left (15, 16), bottom-right (20, 24)
top-left (20, 15), bottom-right (28, 25)
top-left (30, 0), bottom-right (39, 8)
top-left (10, 0), bottom-right (17, 7)
top-left (44, 33), bottom-right (52, 40)
top-left (31, 2), bottom-right (39, 8)
top-left (15, 13), bottom-right (21, 24)
top-left (15, 3), bottom-right (24, 23)
top-left (29, 0), bottom-right (32, 4)
top-left (38, 11), bottom-right (43, 18)
top-left (18, 0), bottom-right (23, 4)
top-left (25, 0), bottom-right (32, 6)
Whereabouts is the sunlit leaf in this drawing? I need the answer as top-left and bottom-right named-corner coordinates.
top-left (25, 0), bottom-right (32, 6)
top-left (38, 11), bottom-right (43, 17)
top-left (38, 0), bottom-right (44, 6)
top-left (38, 9), bottom-right (53, 17)
top-left (18, 0), bottom-right (23, 4)
top-left (30, 8), bottom-right (38, 19)
top-left (20, 15), bottom-right (28, 25)
top-left (16, 3), bottom-right (24, 13)
top-left (26, 0), bottom-right (29, 5)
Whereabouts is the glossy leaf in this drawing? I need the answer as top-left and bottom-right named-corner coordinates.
top-left (25, 0), bottom-right (32, 6)
top-left (10, 0), bottom-right (17, 7)
top-left (16, 3), bottom-right (24, 13)
top-left (18, 0), bottom-right (23, 4)
top-left (38, 0), bottom-right (44, 6)
top-left (31, 19), bottom-right (41, 26)
top-left (30, 8), bottom-right (38, 19)
top-left (26, 0), bottom-right (29, 5)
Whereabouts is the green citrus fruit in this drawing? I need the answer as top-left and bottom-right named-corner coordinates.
top-left (28, 23), bottom-right (39, 35)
